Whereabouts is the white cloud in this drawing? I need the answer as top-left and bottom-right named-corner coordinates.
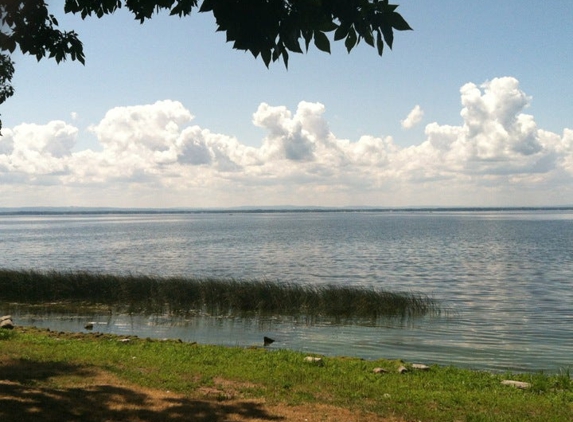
top-left (401, 105), bottom-right (424, 129)
top-left (254, 102), bottom-right (322, 162)
top-left (0, 121), bottom-right (77, 180)
top-left (90, 100), bottom-right (192, 153)
top-left (1, 77), bottom-right (572, 207)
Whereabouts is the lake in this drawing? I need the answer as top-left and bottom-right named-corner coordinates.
top-left (1, 210), bottom-right (571, 373)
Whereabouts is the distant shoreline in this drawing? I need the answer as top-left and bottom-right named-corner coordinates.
top-left (1, 206), bottom-right (573, 216)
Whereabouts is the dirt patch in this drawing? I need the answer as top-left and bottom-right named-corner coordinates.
top-left (0, 359), bottom-right (399, 421)
top-left (263, 403), bottom-right (402, 422)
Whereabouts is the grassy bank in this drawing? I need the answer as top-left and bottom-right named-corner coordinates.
top-left (0, 327), bottom-right (571, 421)
top-left (0, 269), bottom-right (440, 320)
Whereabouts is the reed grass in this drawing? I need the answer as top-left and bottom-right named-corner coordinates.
top-left (0, 269), bottom-right (440, 319)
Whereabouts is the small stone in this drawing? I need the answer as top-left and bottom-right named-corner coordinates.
top-left (264, 336), bottom-right (275, 346)
top-left (0, 315), bottom-right (12, 322)
top-left (397, 365), bottom-right (408, 374)
top-left (412, 363), bottom-right (430, 371)
top-left (0, 318), bottom-right (14, 329)
top-left (373, 367), bottom-right (389, 374)
top-left (304, 356), bottom-right (323, 365)
top-left (501, 380), bottom-right (531, 389)
top-left (84, 323), bottom-right (94, 330)
top-left (120, 338), bottom-right (131, 343)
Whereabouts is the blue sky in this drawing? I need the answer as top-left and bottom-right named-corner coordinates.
top-left (1, 0), bottom-right (572, 208)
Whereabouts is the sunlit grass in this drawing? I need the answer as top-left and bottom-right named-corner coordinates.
top-left (1, 327), bottom-right (571, 422)
top-left (0, 269), bottom-right (440, 320)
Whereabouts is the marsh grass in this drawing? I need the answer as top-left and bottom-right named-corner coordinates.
top-left (0, 269), bottom-right (440, 320)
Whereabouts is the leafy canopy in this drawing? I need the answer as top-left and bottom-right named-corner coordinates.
top-left (0, 0), bottom-right (411, 133)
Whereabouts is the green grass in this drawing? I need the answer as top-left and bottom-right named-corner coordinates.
top-left (1, 327), bottom-right (571, 421)
top-left (0, 269), bottom-right (441, 320)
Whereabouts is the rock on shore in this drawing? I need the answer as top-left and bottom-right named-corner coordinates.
top-left (0, 315), bottom-right (14, 329)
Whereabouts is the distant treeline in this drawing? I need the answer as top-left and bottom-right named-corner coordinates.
top-left (0, 269), bottom-right (440, 320)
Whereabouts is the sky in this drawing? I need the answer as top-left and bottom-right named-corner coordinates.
top-left (1, 0), bottom-right (572, 208)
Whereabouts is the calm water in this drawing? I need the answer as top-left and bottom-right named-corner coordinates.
top-left (1, 210), bottom-right (572, 373)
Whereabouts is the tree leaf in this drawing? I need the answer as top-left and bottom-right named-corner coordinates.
top-left (283, 30), bottom-right (303, 54)
top-left (388, 11), bottom-right (412, 31)
top-left (282, 49), bottom-right (289, 69)
top-left (313, 31), bottom-right (330, 53)
top-left (345, 27), bottom-right (357, 53)
top-left (376, 31), bottom-right (384, 56)
top-left (377, 2), bottom-right (398, 13)
top-left (334, 24), bottom-right (349, 41)
top-left (319, 21), bottom-right (338, 32)
top-left (64, 1), bottom-right (76, 14)
top-left (272, 46), bottom-right (281, 62)
top-left (363, 29), bottom-right (374, 47)
top-left (0, 34), bottom-right (16, 53)
top-left (177, 0), bottom-right (197, 16)
top-left (380, 22), bottom-right (394, 49)
top-left (303, 30), bottom-right (312, 51)
top-left (199, 0), bottom-right (215, 12)
top-left (261, 48), bottom-right (271, 67)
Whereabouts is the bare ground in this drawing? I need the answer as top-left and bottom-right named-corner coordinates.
top-left (0, 358), bottom-right (401, 422)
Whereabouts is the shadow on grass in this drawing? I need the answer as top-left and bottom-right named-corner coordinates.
top-left (0, 359), bottom-right (284, 422)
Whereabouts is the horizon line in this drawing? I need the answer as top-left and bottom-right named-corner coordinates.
top-left (1, 205), bottom-right (573, 215)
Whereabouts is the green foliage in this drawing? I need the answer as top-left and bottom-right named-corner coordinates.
top-left (0, 1), bottom-right (85, 63)
top-left (526, 368), bottom-right (573, 393)
top-left (0, 53), bottom-right (14, 134)
top-left (0, 328), bottom-right (15, 340)
top-left (199, 0), bottom-right (411, 68)
top-left (63, 0), bottom-right (411, 68)
top-left (0, 0), bottom-right (411, 132)
top-left (557, 368), bottom-right (573, 390)
top-left (0, 54), bottom-right (14, 105)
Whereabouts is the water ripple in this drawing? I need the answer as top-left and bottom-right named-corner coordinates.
top-left (1, 210), bottom-right (572, 372)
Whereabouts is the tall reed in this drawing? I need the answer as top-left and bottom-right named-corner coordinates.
top-left (0, 269), bottom-right (440, 319)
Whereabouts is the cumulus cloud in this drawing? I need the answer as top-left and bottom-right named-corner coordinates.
top-left (0, 121), bottom-right (77, 180)
top-left (254, 102), bottom-right (324, 162)
top-left (1, 77), bottom-right (572, 207)
top-left (401, 105), bottom-right (424, 129)
top-left (91, 100), bottom-right (192, 153)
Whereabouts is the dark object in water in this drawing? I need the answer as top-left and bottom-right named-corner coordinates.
top-left (264, 336), bottom-right (275, 346)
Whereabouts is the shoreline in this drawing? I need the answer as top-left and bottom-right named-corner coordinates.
top-left (1, 305), bottom-right (567, 376)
